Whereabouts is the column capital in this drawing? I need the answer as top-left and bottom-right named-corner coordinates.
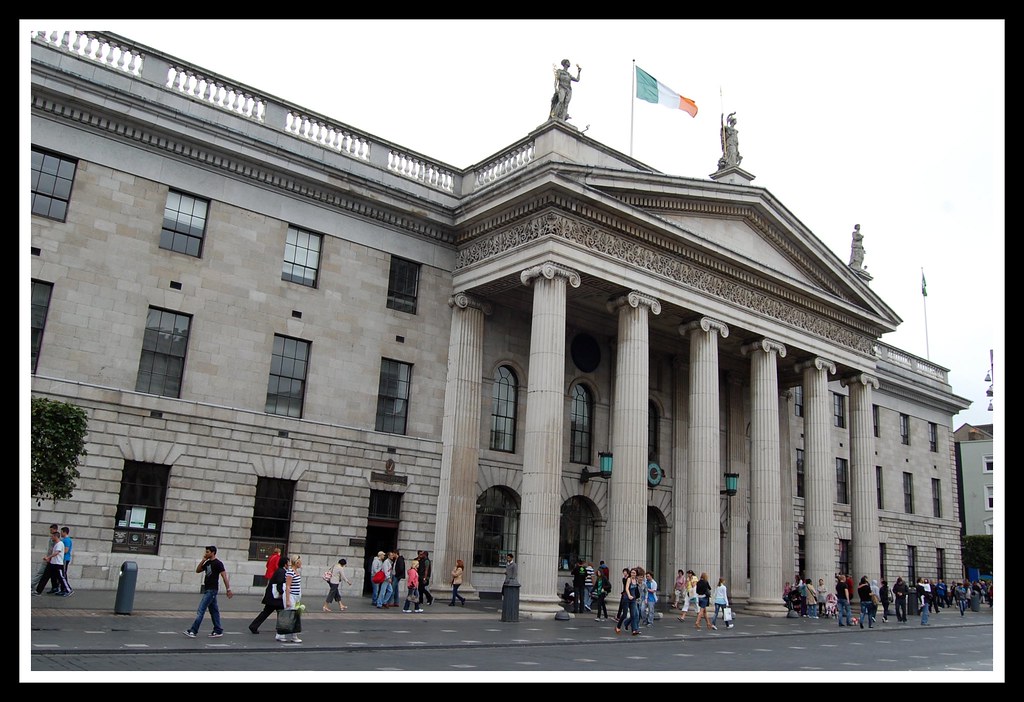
top-left (839, 372), bottom-right (879, 390)
top-left (679, 316), bottom-right (730, 339)
top-left (448, 291), bottom-right (492, 315)
top-left (607, 290), bottom-right (662, 316)
top-left (520, 261), bottom-right (581, 288)
top-left (741, 338), bottom-right (788, 358)
top-left (794, 356), bottom-right (836, 375)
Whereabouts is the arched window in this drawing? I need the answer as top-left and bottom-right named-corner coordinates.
top-left (490, 365), bottom-right (518, 452)
top-left (569, 383), bottom-right (593, 464)
top-left (472, 487), bottom-right (520, 568)
top-left (648, 400), bottom-right (659, 463)
top-left (558, 496), bottom-right (595, 570)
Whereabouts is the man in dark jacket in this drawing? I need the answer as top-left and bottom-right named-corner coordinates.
top-left (418, 551), bottom-right (434, 606)
top-left (390, 550), bottom-right (406, 607)
top-left (572, 559), bottom-right (588, 613)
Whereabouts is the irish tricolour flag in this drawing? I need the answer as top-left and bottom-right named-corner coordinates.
top-left (635, 66), bottom-right (698, 118)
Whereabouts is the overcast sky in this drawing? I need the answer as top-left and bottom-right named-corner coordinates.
top-left (25, 20), bottom-right (1004, 431)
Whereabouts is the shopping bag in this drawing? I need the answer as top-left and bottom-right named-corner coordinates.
top-left (724, 607), bottom-right (734, 622)
top-left (276, 608), bottom-right (302, 635)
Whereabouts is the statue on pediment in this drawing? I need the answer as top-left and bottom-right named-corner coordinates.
top-left (849, 224), bottom-right (865, 269)
top-left (549, 59), bottom-right (582, 122)
top-left (718, 112), bottom-right (742, 169)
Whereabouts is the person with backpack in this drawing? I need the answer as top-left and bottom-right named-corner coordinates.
top-left (593, 569), bottom-right (612, 620)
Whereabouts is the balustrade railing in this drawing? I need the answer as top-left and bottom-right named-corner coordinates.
top-left (474, 142), bottom-right (535, 188)
top-left (33, 31), bottom-right (142, 76)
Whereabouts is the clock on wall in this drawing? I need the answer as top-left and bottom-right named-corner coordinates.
top-left (647, 462), bottom-right (664, 487)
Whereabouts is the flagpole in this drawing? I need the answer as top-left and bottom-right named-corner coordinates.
top-left (630, 59), bottom-right (635, 157)
top-left (922, 267), bottom-right (930, 360)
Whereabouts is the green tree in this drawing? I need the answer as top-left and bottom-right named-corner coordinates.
top-left (962, 535), bottom-right (993, 574)
top-left (31, 397), bottom-right (89, 505)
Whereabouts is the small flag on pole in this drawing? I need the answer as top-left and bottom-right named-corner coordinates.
top-left (635, 66), bottom-right (698, 117)
top-left (921, 270), bottom-right (927, 297)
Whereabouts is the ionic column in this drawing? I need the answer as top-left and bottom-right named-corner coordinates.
top-left (517, 262), bottom-right (580, 617)
top-left (680, 317), bottom-right (729, 581)
top-left (844, 372), bottom-right (880, 582)
top-left (742, 338), bottom-right (789, 616)
top-left (433, 292), bottom-right (491, 602)
top-left (796, 356), bottom-right (837, 586)
top-left (605, 291), bottom-right (661, 574)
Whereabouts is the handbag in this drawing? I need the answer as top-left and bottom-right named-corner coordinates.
top-left (323, 569), bottom-right (333, 583)
top-left (276, 608), bottom-right (302, 635)
top-left (372, 569), bottom-right (387, 585)
top-left (724, 606), bottom-right (734, 621)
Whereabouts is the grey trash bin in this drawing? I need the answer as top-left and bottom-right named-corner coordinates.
top-left (114, 561), bottom-right (138, 615)
top-left (970, 593), bottom-right (981, 612)
top-left (501, 583), bottom-right (520, 622)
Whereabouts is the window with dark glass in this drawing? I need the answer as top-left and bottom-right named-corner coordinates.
top-left (248, 477), bottom-right (295, 560)
top-left (281, 225), bottom-right (322, 287)
top-left (135, 307), bottom-right (191, 398)
top-left (31, 147), bottom-right (77, 221)
top-left (838, 539), bottom-right (850, 576)
top-left (648, 400), bottom-right (659, 463)
top-left (375, 358), bottom-right (412, 434)
top-left (936, 548), bottom-right (945, 581)
top-left (900, 413), bottom-right (910, 445)
top-left (160, 190), bottom-right (208, 257)
top-left (490, 366), bottom-right (518, 452)
top-left (112, 461), bottom-right (170, 555)
top-left (876, 466), bottom-right (884, 509)
top-left (907, 545), bottom-right (917, 585)
top-left (833, 392), bottom-right (846, 428)
top-left (558, 496), bottom-right (595, 571)
top-left (386, 256), bottom-right (420, 314)
top-left (31, 280), bottom-right (53, 373)
top-left (796, 448), bottom-right (805, 498)
top-left (473, 486), bottom-right (520, 568)
top-left (903, 472), bottom-right (914, 513)
top-left (931, 478), bottom-right (942, 518)
top-left (794, 385), bottom-right (804, 417)
top-left (836, 457), bottom-right (849, 504)
top-left (928, 422), bottom-right (938, 452)
top-left (873, 404), bottom-right (880, 438)
top-left (879, 543), bottom-right (887, 580)
top-left (569, 383), bottom-right (593, 464)
top-left (265, 335), bottom-right (310, 418)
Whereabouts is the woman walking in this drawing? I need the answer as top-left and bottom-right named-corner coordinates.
top-left (277, 554), bottom-right (303, 643)
top-left (593, 568), bottom-right (611, 620)
top-left (402, 558), bottom-right (422, 612)
top-left (857, 576), bottom-right (873, 628)
top-left (693, 572), bottom-right (712, 631)
top-left (614, 568), bottom-right (642, 636)
top-left (449, 559), bottom-right (466, 606)
top-left (709, 576), bottom-right (730, 630)
top-left (879, 579), bottom-right (891, 622)
top-left (323, 558), bottom-right (351, 612)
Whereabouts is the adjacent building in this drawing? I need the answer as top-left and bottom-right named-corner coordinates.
top-left (29, 31), bottom-right (970, 616)
top-left (954, 423), bottom-right (994, 537)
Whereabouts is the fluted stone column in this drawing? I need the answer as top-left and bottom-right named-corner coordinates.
top-left (680, 317), bottom-right (729, 581)
top-left (433, 292), bottom-right (490, 602)
top-left (605, 291), bottom-right (660, 574)
top-left (518, 262), bottom-right (580, 617)
top-left (743, 338), bottom-right (789, 616)
top-left (671, 355), bottom-right (689, 575)
top-left (844, 372), bottom-right (880, 581)
top-left (796, 356), bottom-right (837, 586)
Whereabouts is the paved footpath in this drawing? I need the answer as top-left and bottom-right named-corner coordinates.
top-left (28, 589), bottom-right (995, 655)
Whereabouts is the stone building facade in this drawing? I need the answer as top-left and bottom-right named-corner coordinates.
top-left (28, 32), bottom-right (968, 616)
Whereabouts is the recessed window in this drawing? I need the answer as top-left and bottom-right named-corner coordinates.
top-left (281, 226), bottom-right (323, 287)
top-left (876, 466), bottom-right (884, 510)
top-left (899, 413), bottom-right (910, 445)
top-left (490, 365), bottom-right (518, 452)
top-left (936, 548), bottom-right (945, 582)
top-left (985, 484), bottom-right (994, 511)
top-left (558, 496), bottom-right (595, 570)
top-left (932, 478), bottom-right (942, 518)
top-left (386, 257), bottom-right (420, 314)
top-left (375, 358), bottom-right (412, 434)
top-left (248, 477), bottom-right (294, 561)
top-left (872, 405), bottom-right (880, 438)
top-left (135, 307), bottom-right (191, 398)
top-left (879, 543), bottom-right (887, 581)
top-left (903, 472), bottom-right (914, 514)
top-left (793, 386), bottom-right (804, 417)
top-left (796, 449), bottom-right (805, 498)
top-left (648, 400), bottom-right (660, 463)
top-left (160, 190), bottom-right (208, 257)
top-left (31, 280), bottom-right (53, 373)
top-left (983, 455), bottom-right (993, 473)
top-left (112, 461), bottom-right (170, 555)
top-left (928, 422), bottom-right (938, 452)
top-left (838, 539), bottom-right (850, 576)
top-left (31, 147), bottom-right (77, 221)
top-left (836, 457), bottom-right (849, 504)
top-left (265, 335), bottom-right (310, 418)
top-left (569, 383), bottom-right (593, 464)
top-left (833, 392), bottom-right (846, 428)
top-left (907, 545), bottom-right (917, 585)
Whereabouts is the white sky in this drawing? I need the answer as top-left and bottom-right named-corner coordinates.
top-left (21, 19), bottom-right (1004, 682)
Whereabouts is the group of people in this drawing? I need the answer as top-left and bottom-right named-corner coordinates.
top-left (369, 548), bottom-right (446, 610)
top-left (563, 559), bottom-right (613, 615)
top-left (670, 570), bottom-right (732, 632)
top-left (32, 523), bottom-right (74, 597)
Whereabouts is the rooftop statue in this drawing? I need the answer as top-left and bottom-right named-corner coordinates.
top-left (849, 224), bottom-right (865, 269)
top-left (717, 112), bottom-right (742, 169)
top-left (549, 59), bottom-right (582, 122)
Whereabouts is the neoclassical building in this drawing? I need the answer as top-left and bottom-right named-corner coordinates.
top-left (28, 32), bottom-right (968, 617)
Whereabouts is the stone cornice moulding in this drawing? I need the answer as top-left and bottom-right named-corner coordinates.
top-left (30, 92), bottom-right (456, 246)
top-left (607, 291), bottom-right (662, 316)
top-left (457, 209), bottom-right (879, 355)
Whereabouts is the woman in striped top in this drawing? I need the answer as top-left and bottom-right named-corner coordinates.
top-left (277, 554), bottom-right (303, 643)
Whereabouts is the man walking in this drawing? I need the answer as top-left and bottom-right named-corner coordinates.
top-left (33, 524), bottom-right (61, 595)
top-left (418, 550), bottom-right (434, 606)
top-left (390, 550), bottom-right (406, 607)
top-left (184, 545), bottom-right (233, 638)
top-left (60, 527), bottom-right (74, 596)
